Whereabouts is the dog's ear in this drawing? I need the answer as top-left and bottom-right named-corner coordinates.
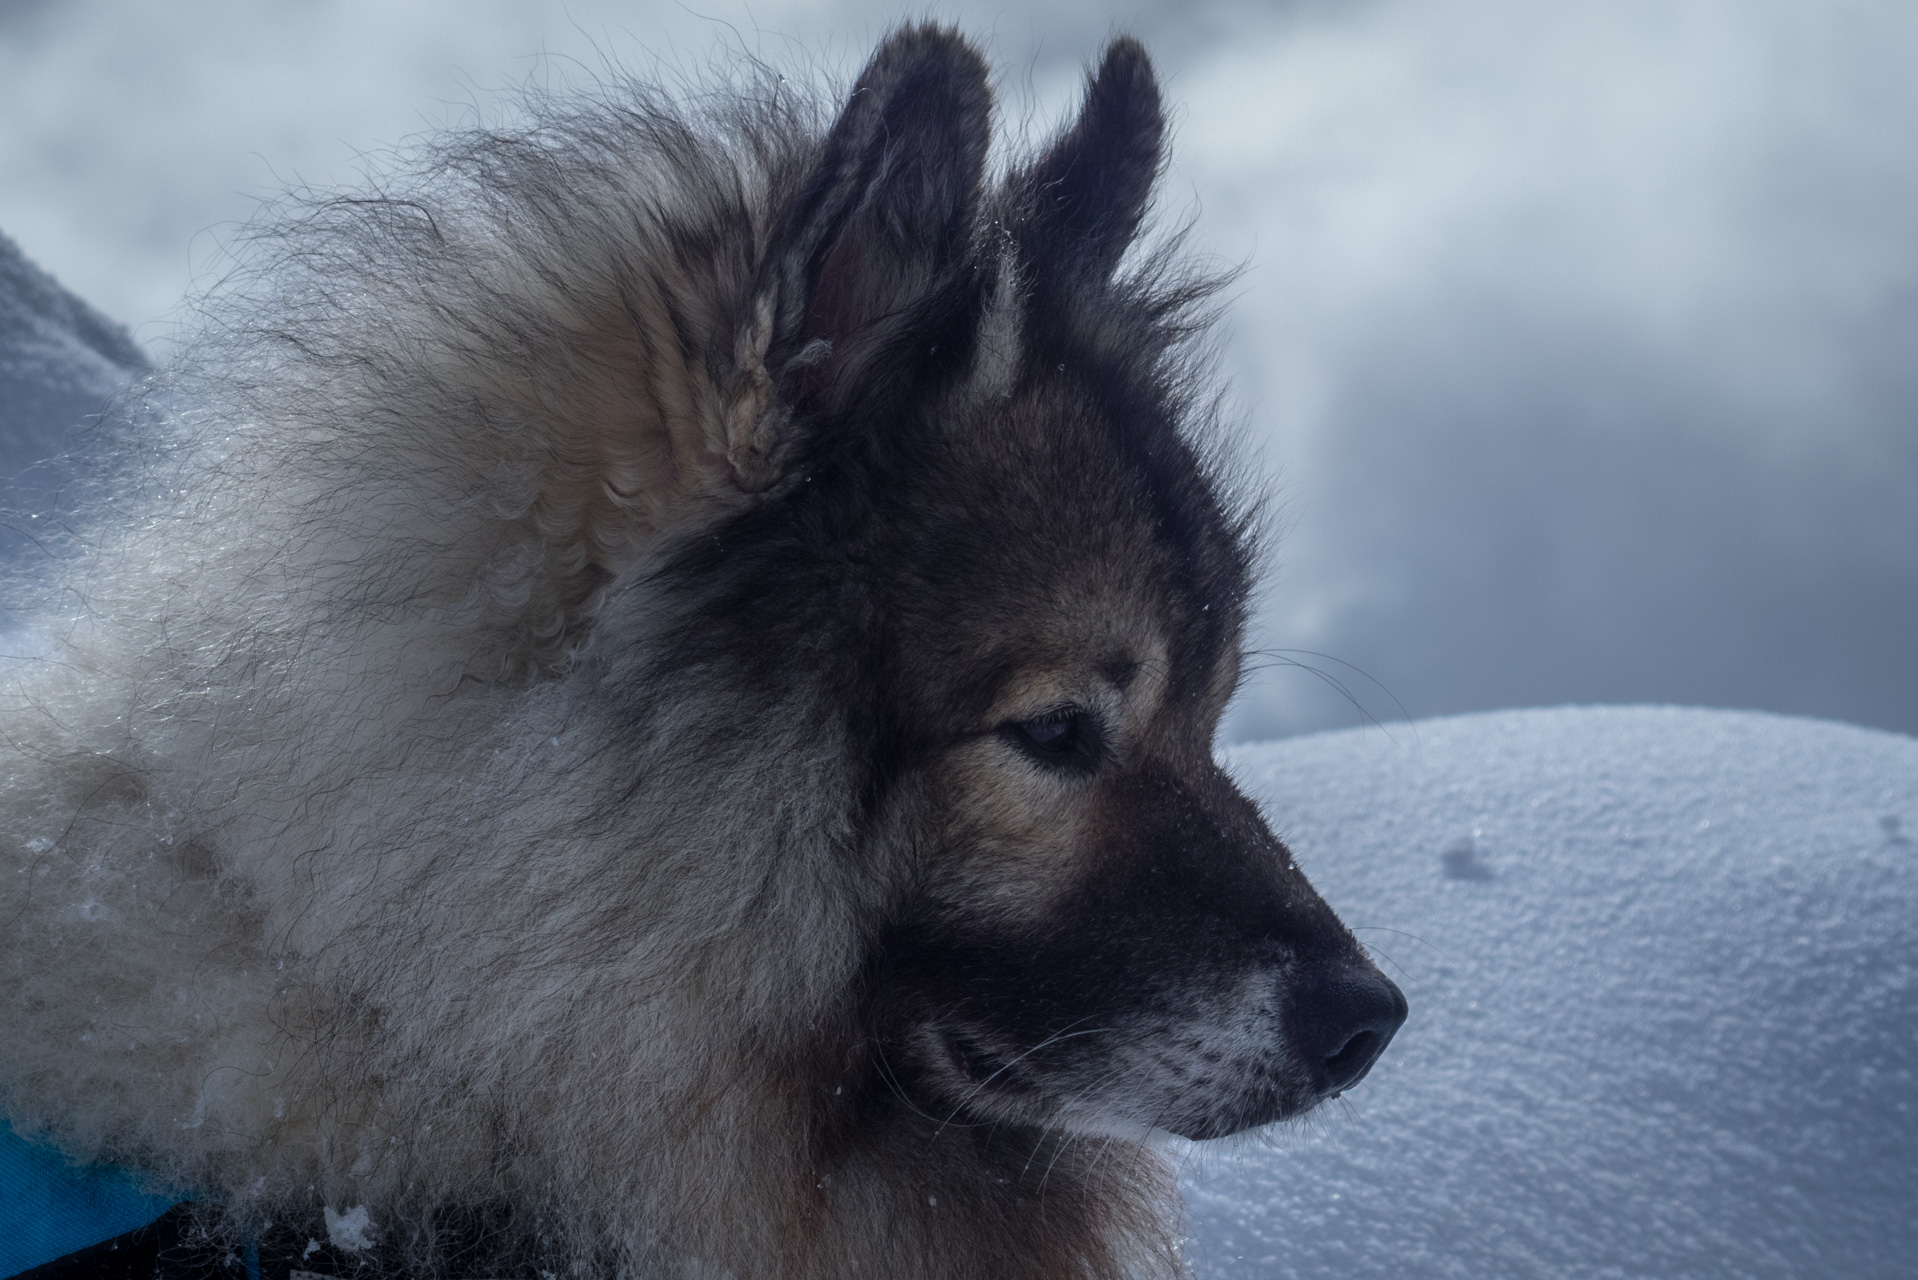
top-left (1010, 37), bottom-right (1165, 289)
top-left (729, 26), bottom-right (990, 468)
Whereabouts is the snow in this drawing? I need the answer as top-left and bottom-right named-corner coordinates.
top-left (322, 1203), bottom-right (375, 1253)
top-left (0, 228), bottom-right (146, 595)
top-left (1185, 706), bottom-right (1918, 1278)
top-left (0, 228), bottom-right (144, 476)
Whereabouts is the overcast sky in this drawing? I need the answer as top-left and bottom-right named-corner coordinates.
top-left (4, 0), bottom-right (1915, 741)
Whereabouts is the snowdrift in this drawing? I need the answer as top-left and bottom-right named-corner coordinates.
top-left (0, 228), bottom-right (144, 473)
top-left (1188, 706), bottom-right (1918, 1278)
top-left (0, 229), bottom-right (146, 594)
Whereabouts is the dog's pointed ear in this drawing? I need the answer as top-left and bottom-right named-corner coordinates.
top-left (1011, 37), bottom-right (1165, 288)
top-left (747, 28), bottom-right (991, 424)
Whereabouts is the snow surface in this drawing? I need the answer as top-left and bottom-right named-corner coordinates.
top-left (0, 228), bottom-right (146, 588)
top-left (1185, 706), bottom-right (1918, 1278)
top-left (0, 228), bottom-right (144, 473)
top-left (322, 1204), bottom-right (376, 1253)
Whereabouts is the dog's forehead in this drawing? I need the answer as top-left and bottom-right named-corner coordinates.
top-left (985, 574), bottom-right (1169, 676)
top-left (960, 383), bottom-right (1240, 615)
top-left (880, 384), bottom-right (1245, 724)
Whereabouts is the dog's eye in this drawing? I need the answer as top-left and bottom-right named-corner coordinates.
top-left (1006, 709), bottom-right (1102, 773)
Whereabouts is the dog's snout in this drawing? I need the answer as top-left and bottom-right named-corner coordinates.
top-left (1290, 964), bottom-right (1408, 1097)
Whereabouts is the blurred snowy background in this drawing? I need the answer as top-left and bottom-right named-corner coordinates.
top-left (2, 0), bottom-right (1915, 743)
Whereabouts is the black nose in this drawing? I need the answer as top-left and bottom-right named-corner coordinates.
top-left (1289, 964), bottom-right (1408, 1097)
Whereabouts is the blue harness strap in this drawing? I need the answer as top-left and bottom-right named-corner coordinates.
top-left (0, 1125), bottom-right (183, 1277)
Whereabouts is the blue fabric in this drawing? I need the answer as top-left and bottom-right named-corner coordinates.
top-left (0, 1125), bottom-right (182, 1276)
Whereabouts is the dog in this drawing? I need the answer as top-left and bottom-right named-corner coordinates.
top-left (0, 26), bottom-right (1405, 1279)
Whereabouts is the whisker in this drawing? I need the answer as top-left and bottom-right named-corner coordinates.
top-left (932, 1018), bottom-right (1117, 1139)
top-left (872, 1038), bottom-right (980, 1132)
top-left (1239, 646), bottom-right (1419, 746)
top-left (1348, 924), bottom-right (1443, 955)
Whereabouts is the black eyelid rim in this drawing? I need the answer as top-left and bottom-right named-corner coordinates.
top-left (1002, 705), bottom-right (1104, 771)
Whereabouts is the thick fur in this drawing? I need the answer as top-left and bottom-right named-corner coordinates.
top-left (0, 28), bottom-right (1402, 1280)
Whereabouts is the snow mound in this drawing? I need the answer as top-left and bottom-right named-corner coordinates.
top-left (1186, 706), bottom-right (1918, 1278)
top-left (0, 229), bottom-right (148, 614)
top-left (0, 228), bottom-right (145, 475)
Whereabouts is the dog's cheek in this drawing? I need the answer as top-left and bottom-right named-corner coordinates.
top-left (922, 744), bottom-right (1105, 928)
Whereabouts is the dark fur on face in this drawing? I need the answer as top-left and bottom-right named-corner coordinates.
top-left (0, 25), bottom-right (1403, 1280)
top-left (619, 25), bottom-right (1405, 1165)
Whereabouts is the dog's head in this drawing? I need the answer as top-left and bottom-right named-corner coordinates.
top-left (630, 27), bottom-right (1404, 1143)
